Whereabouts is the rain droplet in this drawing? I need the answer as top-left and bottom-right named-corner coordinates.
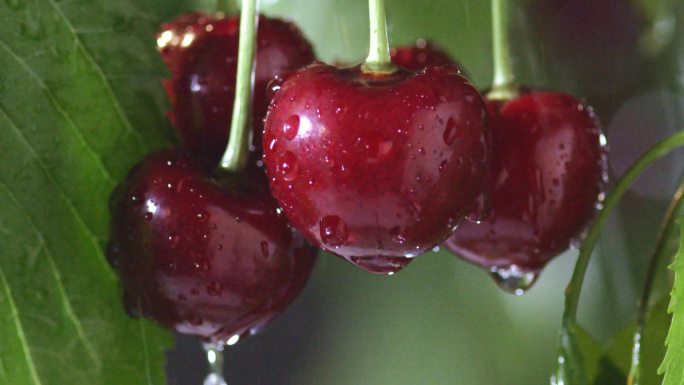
top-left (319, 215), bottom-right (348, 247)
top-left (168, 233), bottom-right (179, 247)
top-left (443, 117), bottom-right (460, 145)
top-left (278, 151), bottom-right (299, 182)
top-left (282, 115), bottom-right (300, 140)
top-left (206, 282), bottom-right (223, 296)
top-left (489, 265), bottom-right (539, 295)
top-left (196, 212), bottom-right (209, 222)
top-left (390, 226), bottom-right (406, 244)
top-left (466, 194), bottom-right (489, 224)
top-left (194, 259), bottom-right (211, 272)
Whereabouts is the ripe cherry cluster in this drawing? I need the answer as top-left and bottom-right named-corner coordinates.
top-left (106, 1), bottom-right (606, 344)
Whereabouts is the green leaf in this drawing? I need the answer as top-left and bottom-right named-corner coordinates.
top-left (660, 220), bottom-right (684, 385)
top-left (604, 298), bottom-right (671, 385)
top-left (0, 0), bottom-right (175, 384)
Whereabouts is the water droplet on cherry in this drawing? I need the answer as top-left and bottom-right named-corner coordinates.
top-left (319, 215), bottom-right (348, 247)
top-left (443, 117), bottom-right (460, 145)
top-left (260, 241), bottom-right (269, 257)
top-left (206, 282), bottom-right (223, 296)
top-left (390, 226), bottom-right (407, 244)
top-left (278, 151), bottom-right (299, 182)
top-left (283, 115), bottom-right (300, 140)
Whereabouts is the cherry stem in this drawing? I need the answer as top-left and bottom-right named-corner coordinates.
top-left (219, 0), bottom-right (259, 172)
top-left (487, 0), bottom-right (518, 101)
top-left (216, 0), bottom-right (238, 15)
top-left (361, 0), bottom-right (397, 74)
top-left (627, 177), bottom-right (684, 385)
top-left (562, 130), bottom-right (684, 327)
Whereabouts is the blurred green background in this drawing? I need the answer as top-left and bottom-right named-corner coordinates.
top-left (158, 0), bottom-right (684, 383)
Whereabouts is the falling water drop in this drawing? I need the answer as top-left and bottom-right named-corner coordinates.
top-left (202, 343), bottom-right (227, 385)
top-left (489, 265), bottom-right (539, 295)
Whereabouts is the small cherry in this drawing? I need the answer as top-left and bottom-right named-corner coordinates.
top-left (390, 39), bottom-right (466, 75)
top-left (108, 1), bottom-right (316, 346)
top-left (444, 0), bottom-right (607, 293)
top-left (262, 0), bottom-right (488, 274)
top-left (157, 10), bottom-right (315, 167)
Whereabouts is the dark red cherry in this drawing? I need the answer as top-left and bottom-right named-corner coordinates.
top-left (107, 149), bottom-right (317, 343)
top-left (262, 63), bottom-right (489, 274)
top-left (390, 39), bottom-right (465, 75)
top-left (156, 13), bottom-right (315, 167)
top-left (445, 88), bottom-right (607, 291)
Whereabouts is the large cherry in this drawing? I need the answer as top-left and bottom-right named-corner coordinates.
top-left (445, 88), bottom-right (607, 292)
top-left (262, 63), bottom-right (488, 274)
top-left (390, 39), bottom-right (466, 75)
top-left (107, 149), bottom-right (317, 343)
top-left (156, 13), bottom-right (315, 167)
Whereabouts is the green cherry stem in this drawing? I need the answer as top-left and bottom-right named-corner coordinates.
top-left (361, 0), bottom-right (397, 74)
top-left (217, 0), bottom-right (239, 15)
top-left (627, 177), bottom-right (684, 385)
top-left (487, 0), bottom-right (518, 101)
top-left (562, 130), bottom-right (684, 327)
top-left (219, 0), bottom-right (258, 172)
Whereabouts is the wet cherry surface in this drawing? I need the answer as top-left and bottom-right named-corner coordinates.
top-left (263, 63), bottom-right (488, 274)
top-left (107, 149), bottom-right (317, 343)
top-left (157, 13), bottom-right (315, 167)
top-left (390, 39), bottom-right (465, 75)
top-left (445, 88), bottom-right (607, 285)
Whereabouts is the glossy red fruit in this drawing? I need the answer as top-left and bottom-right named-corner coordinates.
top-left (263, 63), bottom-right (489, 275)
top-left (445, 88), bottom-right (607, 292)
top-left (157, 13), bottom-right (315, 167)
top-left (390, 39), bottom-right (465, 75)
top-left (107, 149), bottom-right (317, 343)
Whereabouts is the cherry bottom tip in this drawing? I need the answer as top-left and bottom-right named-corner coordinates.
top-left (348, 255), bottom-right (413, 275)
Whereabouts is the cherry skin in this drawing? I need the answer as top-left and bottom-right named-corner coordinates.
top-left (157, 13), bottom-right (315, 167)
top-left (262, 63), bottom-right (489, 274)
top-left (107, 149), bottom-right (317, 343)
top-left (445, 88), bottom-right (607, 288)
top-left (390, 39), bottom-right (465, 75)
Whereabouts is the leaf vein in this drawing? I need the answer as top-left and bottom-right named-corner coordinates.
top-left (0, 37), bottom-right (114, 184)
top-left (0, 105), bottom-right (115, 277)
top-left (47, 0), bottom-right (150, 149)
top-left (0, 180), bottom-right (102, 370)
top-left (0, 265), bottom-right (44, 385)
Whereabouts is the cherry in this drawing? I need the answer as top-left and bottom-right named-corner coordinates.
top-left (156, 13), bottom-right (315, 167)
top-left (262, 63), bottom-right (488, 274)
top-left (107, 149), bottom-right (317, 343)
top-left (444, 88), bottom-right (607, 289)
top-left (390, 39), bottom-right (466, 75)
